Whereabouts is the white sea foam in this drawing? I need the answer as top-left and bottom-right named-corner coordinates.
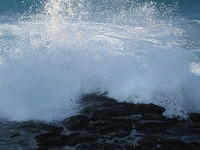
top-left (194, 19), bottom-right (200, 24)
top-left (0, 0), bottom-right (199, 121)
top-left (191, 62), bottom-right (200, 76)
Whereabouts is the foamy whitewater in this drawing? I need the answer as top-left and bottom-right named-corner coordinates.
top-left (0, 0), bottom-right (200, 121)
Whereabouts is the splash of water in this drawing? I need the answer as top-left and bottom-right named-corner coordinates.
top-left (0, 0), bottom-right (199, 121)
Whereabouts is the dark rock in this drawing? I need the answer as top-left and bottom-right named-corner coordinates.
top-left (76, 142), bottom-right (124, 150)
top-left (36, 132), bottom-right (97, 149)
top-left (135, 120), bottom-right (173, 132)
top-left (36, 132), bottom-right (67, 149)
top-left (143, 113), bottom-right (164, 120)
top-left (86, 103), bottom-right (136, 120)
top-left (168, 121), bottom-right (199, 135)
top-left (190, 113), bottom-right (200, 122)
top-left (132, 103), bottom-right (165, 115)
top-left (81, 93), bottom-right (117, 106)
top-left (20, 121), bottom-right (63, 133)
top-left (166, 117), bottom-right (180, 124)
top-left (63, 115), bottom-right (89, 130)
top-left (137, 135), bottom-right (199, 150)
top-left (188, 127), bottom-right (200, 134)
top-left (158, 139), bottom-right (200, 150)
top-left (87, 119), bottom-right (132, 137)
top-left (36, 132), bottom-right (60, 142)
top-left (137, 134), bottom-right (167, 147)
top-left (64, 133), bottom-right (98, 146)
top-left (112, 114), bottom-right (143, 121)
top-left (134, 145), bottom-right (154, 150)
top-left (81, 94), bottom-right (165, 121)
top-left (20, 94), bottom-right (200, 150)
top-left (10, 133), bottom-right (21, 139)
top-left (84, 103), bottom-right (165, 121)
top-left (137, 139), bottom-right (156, 148)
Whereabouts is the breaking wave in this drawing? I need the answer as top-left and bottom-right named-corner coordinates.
top-left (0, 0), bottom-right (200, 121)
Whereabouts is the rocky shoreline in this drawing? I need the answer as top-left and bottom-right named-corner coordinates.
top-left (1, 94), bottom-right (200, 150)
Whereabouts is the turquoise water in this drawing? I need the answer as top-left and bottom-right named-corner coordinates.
top-left (0, 0), bottom-right (200, 121)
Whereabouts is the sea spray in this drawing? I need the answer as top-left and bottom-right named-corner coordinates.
top-left (0, 0), bottom-right (199, 121)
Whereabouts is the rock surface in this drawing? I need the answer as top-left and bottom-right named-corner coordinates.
top-left (1, 94), bottom-right (200, 150)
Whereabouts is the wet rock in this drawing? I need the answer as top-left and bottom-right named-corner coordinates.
top-left (143, 113), bottom-right (164, 120)
top-left (10, 133), bottom-right (21, 139)
top-left (76, 142), bottom-right (124, 150)
top-left (63, 115), bottom-right (89, 130)
top-left (190, 113), bottom-right (200, 122)
top-left (50, 146), bottom-right (76, 150)
top-left (20, 121), bottom-right (63, 133)
top-left (86, 103), bottom-right (136, 120)
top-left (3, 94), bottom-right (200, 150)
top-left (81, 93), bottom-right (117, 106)
top-left (136, 131), bottom-right (200, 150)
top-left (134, 145), bottom-right (155, 150)
top-left (112, 114), bottom-right (143, 121)
top-left (165, 117), bottom-right (179, 125)
top-left (81, 94), bottom-right (165, 122)
top-left (132, 103), bottom-right (165, 115)
top-left (188, 127), bottom-right (200, 134)
top-left (36, 132), bottom-right (66, 149)
top-left (135, 120), bottom-right (173, 132)
top-left (137, 136), bottom-right (194, 150)
top-left (158, 139), bottom-right (200, 150)
top-left (87, 119), bottom-right (132, 137)
top-left (137, 137), bottom-right (156, 148)
top-left (84, 102), bottom-right (165, 121)
top-left (64, 133), bottom-right (98, 146)
top-left (36, 132), bottom-right (98, 149)
top-left (36, 132), bottom-right (61, 142)
top-left (168, 121), bottom-right (199, 135)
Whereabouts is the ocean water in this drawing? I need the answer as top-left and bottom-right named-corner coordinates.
top-left (0, 0), bottom-right (200, 121)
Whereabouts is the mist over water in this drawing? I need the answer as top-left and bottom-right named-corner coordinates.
top-left (0, 0), bottom-right (200, 121)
